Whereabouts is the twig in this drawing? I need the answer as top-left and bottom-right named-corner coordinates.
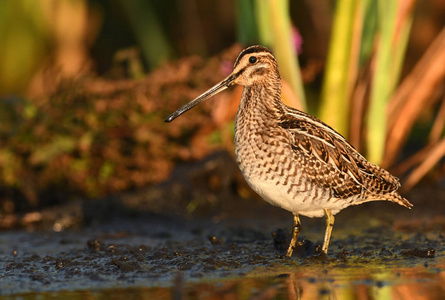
top-left (385, 27), bottom-right (445, 167)
top-left (402, 137), bottom-right (445, 192)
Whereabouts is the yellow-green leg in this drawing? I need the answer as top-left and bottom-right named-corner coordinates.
top-left (286, 214), bottom-right (301, 258)
top-left (322, 209), bottom-right (334, 254)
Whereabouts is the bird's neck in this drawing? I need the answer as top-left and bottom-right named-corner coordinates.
top-left (237, 80), bottom-right (284, 124)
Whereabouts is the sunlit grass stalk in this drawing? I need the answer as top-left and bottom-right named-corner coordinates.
top-left (260, 0), bottom-right (306, 110)
top-left (320, 0), bottom-right (357, 136)
top-left (366, 0), bottom-right (399, 164)
top-left (359, 0), bottom-right (378, 67)
top-left (236, 0), bottom-right (258, 44)
top-left (254, 0), bottom-right (272, 46)
top-left (389, 6), bottom-right (414, 94)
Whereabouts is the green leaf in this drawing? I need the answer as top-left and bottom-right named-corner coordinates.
top-left (237, 0), bottom-right (259, 44)
top-left (29, 136), bottom-right (76, 165)
top-left (261, 0), bottom-right (306, 110)
top-left (366, 0), bottom-right (401, 164)
top-left (320, 0), bottom-right (357, 136)
top-left (359, 0), bottom-right (378, 68)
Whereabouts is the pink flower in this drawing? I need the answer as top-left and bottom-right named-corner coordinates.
top-left (292, 26), bottom-right (303, 55)
top-left (221, 60), bottom-right (233, 76)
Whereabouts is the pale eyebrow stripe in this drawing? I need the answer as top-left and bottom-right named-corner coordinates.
top-left (233, 52), bottom-right (275, 74)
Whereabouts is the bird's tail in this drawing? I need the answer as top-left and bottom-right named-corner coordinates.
top-left (385, 192), bottom-right (413, 209)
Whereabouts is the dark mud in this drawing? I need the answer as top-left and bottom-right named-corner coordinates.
top-left (1, 153), bottom-right (445, 298)
top-left (2, 204), bottom-right (445, 298)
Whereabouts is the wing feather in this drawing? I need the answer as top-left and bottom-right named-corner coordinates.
top-left (279, 109), bottom-right (401, 200)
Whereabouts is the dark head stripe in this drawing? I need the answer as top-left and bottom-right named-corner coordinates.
top-left (234, 45), bottom-right (274, 67)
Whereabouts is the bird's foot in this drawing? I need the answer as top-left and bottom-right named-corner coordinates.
top-left (283, 240), bottom-right (306, 259)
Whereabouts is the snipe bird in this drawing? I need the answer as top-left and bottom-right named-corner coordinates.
top-left (165, 45), bottom-right (412, 257)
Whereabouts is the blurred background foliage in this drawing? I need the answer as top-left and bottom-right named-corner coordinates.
top-left (0, 0), bottom-right (444, 214)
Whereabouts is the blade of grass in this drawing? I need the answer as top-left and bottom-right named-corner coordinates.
top-left (389, 0), bottom-right (416, 98)
top-left (391, 94), bottom-right (445, 179)
top-left (348, 0), bottom-right (372, 148)
top-left (349, 67), bottom-right (370, 149)
top-left (264, 0), bottom-right (306, 110)
top-left (366, 0), bottom-right (398, 164)
top-left (358, 0), bottom-right (378, 68)
top-left (428, 94), bottom-right (445, 144)
top-left (402, 137), bottom-right (445, 192)
top-left (255, 0), bottom-right (272, 46)
top-left (384, 27), bottom-right (445, 167)
top-left (320, 0), bottom-right (357, 136)
top-left (391, 144), bottom-right (432, 176)
top-left (236, 0), bottom-right (258, 44)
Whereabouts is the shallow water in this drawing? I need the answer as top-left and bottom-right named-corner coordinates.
top-left (4, 257), bottom-right (445, 299)
top-left (1, 186), bottom-right (444, 299)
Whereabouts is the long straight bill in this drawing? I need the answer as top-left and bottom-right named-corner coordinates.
top-left (165, 74), bottom-right (236, 123)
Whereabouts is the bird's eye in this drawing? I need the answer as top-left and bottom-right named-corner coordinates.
top-left (249, 56), bottom-right (257, 64)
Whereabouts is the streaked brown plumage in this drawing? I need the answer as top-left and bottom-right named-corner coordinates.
top-left (165, 45), bottom-right (412, 257)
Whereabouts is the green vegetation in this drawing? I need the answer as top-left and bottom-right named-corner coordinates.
top-left (0, 0), bottom-right (443, 211)
top-left (239, 0), bottom-right (306, 109)
top-left (320, 0), bottom-right (357, 137)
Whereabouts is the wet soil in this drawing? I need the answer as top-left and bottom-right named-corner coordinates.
top-left (1, 153), bottom-right (445, 298)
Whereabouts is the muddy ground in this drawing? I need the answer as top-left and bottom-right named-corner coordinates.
top-left (1, 152), bottom-right (445, 299)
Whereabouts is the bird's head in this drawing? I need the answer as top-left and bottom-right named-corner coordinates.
top-left (231, 45), bottom-right (280, 86)
top-left (165, 45), bottom-right (279, 123)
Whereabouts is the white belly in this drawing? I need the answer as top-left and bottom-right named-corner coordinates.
top-left (242, 172), bottom-right (346, 218)
top-left (243, 174), bottom-right (322, 217)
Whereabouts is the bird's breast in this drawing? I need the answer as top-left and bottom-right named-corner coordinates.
top-left (234, 115), bottom-right (349, 217)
